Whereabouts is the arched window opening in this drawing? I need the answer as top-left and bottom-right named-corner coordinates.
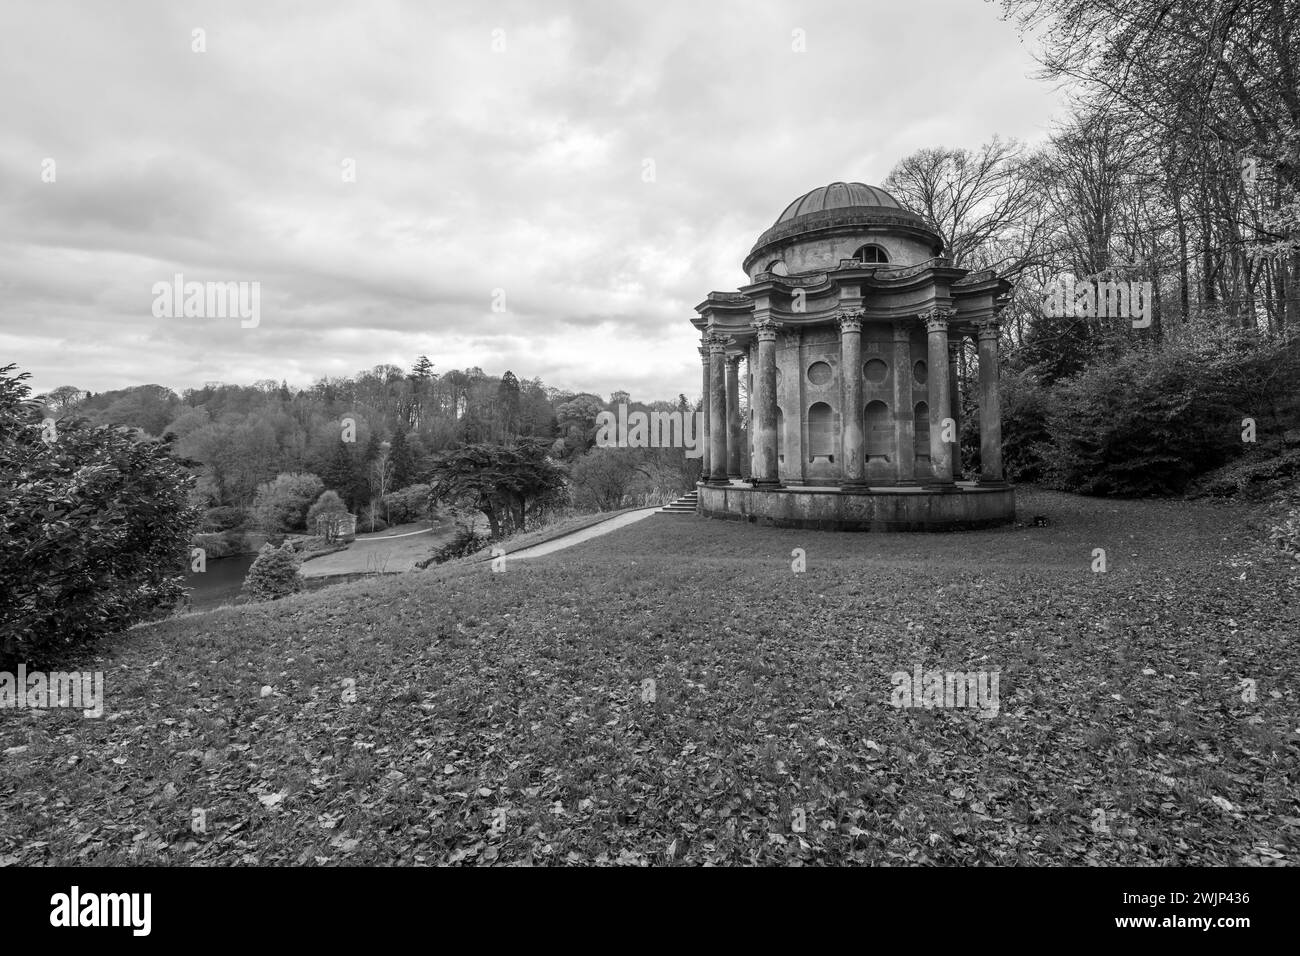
top-left (853, 244), bottom-right (889, 264)
top-left (865, 401), bottom-right (891, 461)
top-left (776, 406), bottom-right (784, 464)
top-left (913, 402), bottom-right (930, 461)
top-left (808, 402), bottom-right (834, 461)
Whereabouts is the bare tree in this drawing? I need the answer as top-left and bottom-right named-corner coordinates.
top-left (885, 136), bottom-right (1042, 273)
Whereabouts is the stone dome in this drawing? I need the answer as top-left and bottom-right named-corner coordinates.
top-left (774, 182), bottom-right (903, 223)
top-left (744, 180), bottom-right (941, 277)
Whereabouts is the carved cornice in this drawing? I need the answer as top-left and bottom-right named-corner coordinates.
top-left (953, 269), bottom-right (999, 286)
top-left (874, 257), bottom-right (954, 281)
top-left (707, 291), bottom-right (753, 305)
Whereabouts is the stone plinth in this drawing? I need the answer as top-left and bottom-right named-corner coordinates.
top-left (696, 482), bottom-right (1014, 532)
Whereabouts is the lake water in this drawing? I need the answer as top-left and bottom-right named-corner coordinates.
top-left (181, 553), bottom-right (378, 612)
top-left (183, 553), bottom-right (256, 611)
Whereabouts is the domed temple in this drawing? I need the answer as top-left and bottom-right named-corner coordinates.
top-left (692, 181), bottom-right (1016, 530)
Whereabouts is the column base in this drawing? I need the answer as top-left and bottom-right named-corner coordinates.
top-left (922, 480), bottom-right (959, 493)
top-left (839, 481), bottom-right (871, 493)
top-left (705, 476), bottom-right (732, 486)
top-left (751, 479), bottom-right (783, 489)
top-left (976, 476), bottom-right (1009, 487)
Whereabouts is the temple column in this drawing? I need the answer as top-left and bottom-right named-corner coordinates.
top-left (751, 318), bottom-right (781, 487)
top-left (698, 345), bottom-right (710, 480)
top-left (948, 336), bottom-right (963, 480)
top-left (838, 310), bottom-right (866, 489)
top-left (725, 354), bottom-right (742, 478)
top-left (746, 347), bottom-right (756, 479)
top-left (892, 320), bottom-right (916, 484)
top-left (922, 308), bottom-right (956, 488)
top-left (707, 333), bottom-right (729, 485)
top-left (976, 317), bottom-right (1005, 484)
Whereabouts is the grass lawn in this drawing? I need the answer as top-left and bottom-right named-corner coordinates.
top-left (1, 488), bottom-right (1296, 865)
top-left (298, 519), bottom-right (456, 578)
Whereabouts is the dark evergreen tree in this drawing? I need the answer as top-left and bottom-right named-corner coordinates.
top-left (496, 370), bottom-right (521, 440)
top-left (426, 439), bottom-right (567, 538)
top-left (322, 439), bottom-right (366, 511)
top-left (389, 429), bottom-right (416, 490)
top-left (410, 355), bottom-right (434, 381)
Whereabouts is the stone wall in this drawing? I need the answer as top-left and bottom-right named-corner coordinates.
top-left (697, 483), bottom-right (1015, 532)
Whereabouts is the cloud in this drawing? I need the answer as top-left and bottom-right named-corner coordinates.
top-left (0, 0), bottom-right (1064, 401)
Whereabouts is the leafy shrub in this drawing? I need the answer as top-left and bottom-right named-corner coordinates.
top-left (241, 542), bottom-right (303, 601)
top-left (568, 447), bottom-right (641, 511)
top-left (998, 367), bottom-right (1053, 483)
top-left (191, 532), bottom-right (235, 560)
top-left (306, 490), bottom-right (350, 541)
top-left (381, 483), bottom-right (431, 524)
top-left (1042, 343), bottom-right (1239, 496)
top-left (0, 365), bottom-right (200, 664)
top-left (249, 472), bottom-right (324, 533)
top-left (358, 506), bottom-right (388, 533)
top-left (1190, 446), bottom-right (1300, 499)
top-left (1002, 325), bottom-right (1299, 497)
top-left (200, 505), bottom-right (246, 532)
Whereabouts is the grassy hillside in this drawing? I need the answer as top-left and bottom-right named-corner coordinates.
top-left (1, 489), bottom-right (1296, 865)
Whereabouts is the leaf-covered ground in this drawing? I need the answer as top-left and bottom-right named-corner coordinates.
top-left (2, 489), bottom-right (1296, 865)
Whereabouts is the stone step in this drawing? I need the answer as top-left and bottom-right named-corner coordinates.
top-left (659, 491), bottom-right (699, 514)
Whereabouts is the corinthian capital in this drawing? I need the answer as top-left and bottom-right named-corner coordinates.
top-left (704, 329), bottom-right (732, 353)
top-left (750, 317), bottom-right (781, 341)
top-left (975, 316), bottom-right (1001, 342)
top-left (920, 306), bottom-right (957, 334)
top-left (837, 309), bottom-right (864, 335)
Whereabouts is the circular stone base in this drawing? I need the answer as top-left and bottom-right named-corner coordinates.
top-left (697, 481), bottom-right (1014, 532)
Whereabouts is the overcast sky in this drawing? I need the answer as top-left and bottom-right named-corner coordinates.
top-left (1, 0), bottom-right (1065, 402)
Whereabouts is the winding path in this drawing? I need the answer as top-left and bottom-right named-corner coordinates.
top-left (506, 507), bottom-right (662, 560)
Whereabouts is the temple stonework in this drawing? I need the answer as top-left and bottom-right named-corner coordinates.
top-left (692, 182), bottom-right (1016, 530)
